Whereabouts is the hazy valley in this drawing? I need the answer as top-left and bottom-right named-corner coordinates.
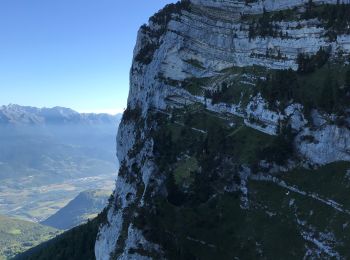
top-left (0, 104), bottom-right (120, 222)
top-left (0, 105), bottom-right (120, 258)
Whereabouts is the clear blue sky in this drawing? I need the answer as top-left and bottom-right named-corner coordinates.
top-left (0, 0), bottom-right (175, 114)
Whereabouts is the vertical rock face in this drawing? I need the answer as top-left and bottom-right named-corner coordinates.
top-left (96, 0), bottom-right (350, 259)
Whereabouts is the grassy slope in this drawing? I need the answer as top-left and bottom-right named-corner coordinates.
top-left (165, 159), bottom-right (350, 258)
top-left (0, 215), bottom-right (60, 260)
top-left (135, 102), bottom-right (350, 259)
top-left (14, 211), bottom-right (106, 260)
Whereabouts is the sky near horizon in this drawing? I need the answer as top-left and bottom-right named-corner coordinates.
top-left (0, 0), bottom-right (175, 114)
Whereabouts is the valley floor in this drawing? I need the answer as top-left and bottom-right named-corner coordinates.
top-left (0, 173), bottom-right (115, 222)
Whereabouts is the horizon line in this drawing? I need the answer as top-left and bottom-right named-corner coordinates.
top-left (1, 103), bottom-right (125, 115)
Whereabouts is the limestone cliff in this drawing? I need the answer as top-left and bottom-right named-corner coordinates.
top-left (95, 1), bottom-right (350, 259)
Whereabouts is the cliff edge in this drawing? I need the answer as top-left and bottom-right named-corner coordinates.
top-left (96, 0), bottom-right (350, 259)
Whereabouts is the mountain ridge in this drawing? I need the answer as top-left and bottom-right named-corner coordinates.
top-left (0, 104), bottom-right (121, 125)
top-left (40, 189), bottom-right (110, 230)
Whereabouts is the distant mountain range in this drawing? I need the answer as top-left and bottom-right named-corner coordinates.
top-left (41, 189), bottom-right (110, 230)
top-left (0, 104), bottom-right (120, 125)
top-left (0, 104), bottom-right (121, 222)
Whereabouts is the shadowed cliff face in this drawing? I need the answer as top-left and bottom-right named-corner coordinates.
top-left (95, 0), bottom-right (350, 259)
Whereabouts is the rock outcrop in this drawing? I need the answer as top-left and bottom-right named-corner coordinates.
top-left (96, 1), bottom-right (350, 259)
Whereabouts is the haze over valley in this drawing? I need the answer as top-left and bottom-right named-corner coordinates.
top-left (0, 104), bottom-right (121, 223)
